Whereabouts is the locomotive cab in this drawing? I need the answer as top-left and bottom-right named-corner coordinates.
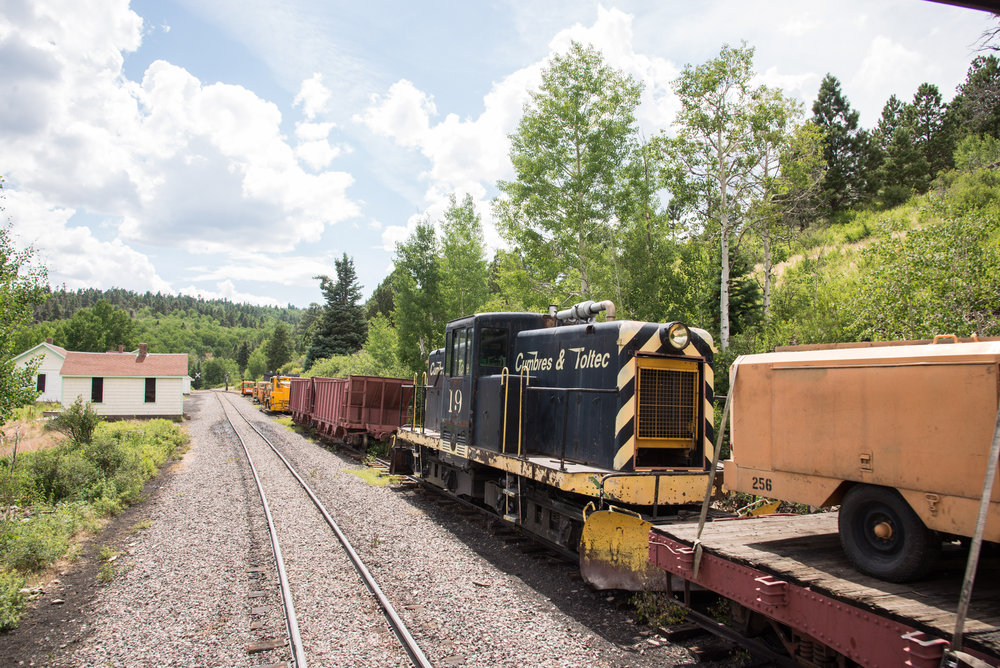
top-left (438, 313), bottom-right (546, 451)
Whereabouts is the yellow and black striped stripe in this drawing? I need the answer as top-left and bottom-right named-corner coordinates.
top-left (613, 322), bottom-right (714, 471)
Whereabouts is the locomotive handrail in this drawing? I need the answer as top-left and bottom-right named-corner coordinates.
top-left (411, 373), bottom-right (418, 431)
top-left (420, 371), bottom-right (427, 434)
top-left (500, 367), bottom-right (510, 455)
top-left (518, 367), bottom-right (530, 457)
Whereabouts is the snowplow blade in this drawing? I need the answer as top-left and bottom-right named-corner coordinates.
top-left (579, 509), bottom-right (665, 591)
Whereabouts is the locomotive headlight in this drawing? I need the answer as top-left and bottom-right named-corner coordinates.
top-left (665, 323), bottom-right (690, 350)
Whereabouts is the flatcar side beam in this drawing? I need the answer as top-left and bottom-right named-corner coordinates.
top-left (649, 533), bottom-right (995, 667)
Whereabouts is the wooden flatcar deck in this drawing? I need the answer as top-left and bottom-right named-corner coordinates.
top-left (650, 512), bottom-right (1000, 662)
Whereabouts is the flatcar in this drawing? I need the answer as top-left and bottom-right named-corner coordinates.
top-left (393, 300), bottom-right (716, 590)
top-left (646, 337), bottom-right (1000, 666)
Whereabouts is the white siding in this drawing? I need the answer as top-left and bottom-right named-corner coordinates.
top-left (14, 348), bottom-right (64, 402)
top-left (62, 377), bottom-right (184, 417)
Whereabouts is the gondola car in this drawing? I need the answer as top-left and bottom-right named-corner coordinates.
top-left (394, 300), bottom-right (716, 590)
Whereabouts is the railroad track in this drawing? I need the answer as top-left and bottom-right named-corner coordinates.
top-left (216, 393), bottom-right (432, 668)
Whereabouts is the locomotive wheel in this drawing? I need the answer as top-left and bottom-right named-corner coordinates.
top-left (838, 485), bottom-right (939, 582)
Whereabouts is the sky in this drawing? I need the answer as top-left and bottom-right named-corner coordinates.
top-left (1, 0), bottom-right (996, 308)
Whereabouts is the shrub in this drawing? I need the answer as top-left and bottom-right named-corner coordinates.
top-left (49, 399), bottom-right (102, 444)
top-left (0, 507), bottom-right (83, 572)
top-left (84, 434), bottom-right (131, 478)
top-left (0, 568), bottom-right (26, 631)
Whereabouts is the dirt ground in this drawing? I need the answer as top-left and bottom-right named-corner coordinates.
top-left (0, 414), bottom-right (65, 458)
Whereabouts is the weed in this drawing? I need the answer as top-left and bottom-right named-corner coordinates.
top-left (708, 596), bottom-right (731, 624)
top-left (130, 519), bottom-right (153, 533)
top-left (630, 591), bottom-right (687, 627)
top-left (97, 545), bottom-right (120, 583)
top-left (0, 420), bottom-right (186, 630)
top-left (97, 561), bottom-right (115, 583)
top-left (344, 468), bottom-right (401, 487)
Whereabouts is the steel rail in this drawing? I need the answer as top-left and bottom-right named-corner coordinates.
top-left (216, 393), bottom-right (307, 668)
top-left (223, 393), bottom-right (433, 668)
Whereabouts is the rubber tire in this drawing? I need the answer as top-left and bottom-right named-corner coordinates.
top-left (838, 485), bottom-right (940, 583)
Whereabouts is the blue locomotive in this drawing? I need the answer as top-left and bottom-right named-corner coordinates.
top-left (395, 300), bottom-right (715, 589)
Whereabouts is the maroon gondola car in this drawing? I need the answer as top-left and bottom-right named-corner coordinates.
top-left (308, 375), bottom-right (413, 445)
top-left (289, 377), bottom-right (315, 425)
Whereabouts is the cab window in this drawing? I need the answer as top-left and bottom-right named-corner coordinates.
top-left (479, 327), bottom-right (508, 374)
top-left (450, 327), bottom-right (471, 376)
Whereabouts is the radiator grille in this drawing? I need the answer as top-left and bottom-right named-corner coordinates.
top-left (637, 365), bottom-right (697, 440)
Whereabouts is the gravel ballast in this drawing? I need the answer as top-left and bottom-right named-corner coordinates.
top-left (8, 390), bottom-right (713, 667)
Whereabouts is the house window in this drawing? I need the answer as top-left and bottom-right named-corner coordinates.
top-left (91, 377), bottom-right (103, 403)
top-left (36, 374), bottom-right (46, 392)
top-left (145, 378), bottom-right (156, 403)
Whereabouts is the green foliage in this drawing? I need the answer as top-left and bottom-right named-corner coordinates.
top-left (663, 42), bottom-right (794, 350)
top-left (202, 357), bottom-right (239, 388)
top-left (49, 398), bottom-right (102, 444)
top-left (62, 299), bottom-right (136, 353)
top-left (0, 418), bottom-right (186, 628)
top-left (265, 321), bottom-right (294, 373)
top-left (947, 55), bottom-right (1000, 140)
top-left (364, 314), bottom-right (408, 377)
top-left (440, 194), bottom-right (489, 320)
top-left (811, 74), bottom-right (867, 211)
top-left (0, 192), bottom-right (48, 427)
top-left (305, 254), bottom-right (367, 368)
top-left (0, 506), bottom-right (83, 571)
top-left (246, 345), bottom-right (267, 380)
top-left (393, 221), bottom-right (445, 372)
top-left (630, 591), bottom-right (687, 626)
top-left (495, 41), bottom-right (643, 304)
top-left (851, 215), bottom-right (1000, 340)
top-left (0, 567), bottom-right (25, 631)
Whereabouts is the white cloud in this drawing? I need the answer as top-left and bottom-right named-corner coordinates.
top-left (176, 279), bottom-right (281, 307)
top-left (854, 35), bottom-right (922, 94)
top-left (293, 73), bottom-right (332, 120)
top-left (5, 188), bottom-right (172, 293)
top-left (187, 251), bottom-right (337, 288)
top-left (0, 5), bottom-right (362, 263)
top-left (357, 79), bottom-right (437, 148)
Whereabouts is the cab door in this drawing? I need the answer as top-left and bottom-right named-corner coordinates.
top-left (442, 324), bottom-right (473, 447)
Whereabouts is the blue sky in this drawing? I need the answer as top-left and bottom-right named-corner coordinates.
top-left (1, 1), bottom-right (995, 308)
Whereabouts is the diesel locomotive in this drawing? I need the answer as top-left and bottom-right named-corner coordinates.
top-left (393, 300), bottom-right (716, 589)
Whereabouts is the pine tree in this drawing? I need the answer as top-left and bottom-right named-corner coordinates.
top-left (304, 254), bottom-right (367, 369)
top-left (265, 321), bottom-right (293, 372)
top-left (236, 340), bottom-right (251, 375)
top-left (948, 55), bottom-right (1000, 139)
top-left (812, 74), bottom-right (866, 211)
top-left (909, 83), bottom-right (953, 178)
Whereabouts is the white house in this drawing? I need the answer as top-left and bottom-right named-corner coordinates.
top-left (13, 339), bottom-right (67, 403)
top-left (60, 344), bottom-right (189, 418)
